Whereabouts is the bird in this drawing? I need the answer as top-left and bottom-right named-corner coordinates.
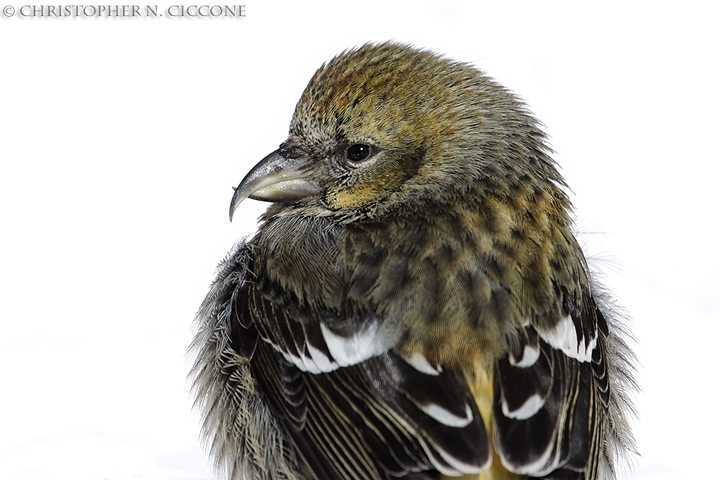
top-left (190, 42), bottom-right (637, 480)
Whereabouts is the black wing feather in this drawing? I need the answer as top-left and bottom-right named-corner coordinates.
top-left (234, 258), bottom-right (490, 479)
top-left (494, 295), bottom-right (608, 480)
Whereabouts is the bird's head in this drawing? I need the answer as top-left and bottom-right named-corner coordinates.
top-left (230, 42), bottom-right (568, 224)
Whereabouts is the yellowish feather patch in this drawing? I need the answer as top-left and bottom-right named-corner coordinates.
top-left (442, 355), bottom-right (524, 480)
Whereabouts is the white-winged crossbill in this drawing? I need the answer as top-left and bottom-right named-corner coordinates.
top-left (191, 42), bottom-right (637, 480)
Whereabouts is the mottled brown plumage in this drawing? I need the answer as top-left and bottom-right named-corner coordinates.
top-left (191, 42), bottom-right (637, 480)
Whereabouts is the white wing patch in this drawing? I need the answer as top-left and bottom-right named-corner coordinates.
top-left (265, 339), bottom-right (327, 374)
top-left (260, 317), bottom-right (395, 374)
top-left (401, 352), bottom-right (443, 376)
top-left (419, 402), bottom-right (474, 428)
top-left (501, 393), bottom-right (543, 420)
top-left (538, 314), bottom-right (597, 363)
top-left (305, 342), bottom-right (339, 373)
top-left (320, 318), bottom-right (392, 368)
top-left (508, 343), bottom-right (540, 368)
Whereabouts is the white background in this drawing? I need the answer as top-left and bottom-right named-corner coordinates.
top-left (1, 1), bottom-right (717, 479)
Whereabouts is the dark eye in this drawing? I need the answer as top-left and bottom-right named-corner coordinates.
top-left (346, 144), bottom-right (372, 162)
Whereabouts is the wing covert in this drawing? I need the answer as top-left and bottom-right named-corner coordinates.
top-left (494, 296), bottom-right (609, 479)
